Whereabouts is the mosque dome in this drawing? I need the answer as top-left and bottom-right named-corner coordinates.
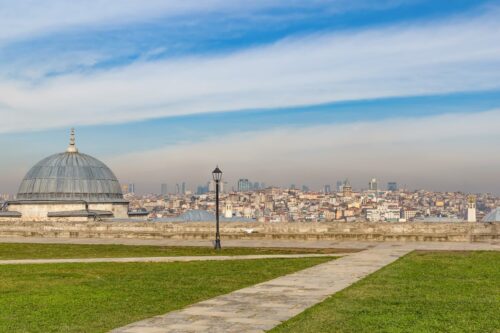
top-left (16, 129), bottom-right (124, 202)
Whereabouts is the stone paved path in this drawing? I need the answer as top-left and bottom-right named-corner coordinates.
top-left (0, 253), bottom-right (339, 265)
top-left (1, 236), bottom-right (498, 251)
top-left (110, 245), bottom-right (413, 333)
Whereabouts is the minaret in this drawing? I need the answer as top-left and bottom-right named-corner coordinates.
top-left (467, 195), bottom-right (477, 222)
top-left (66, 128), bottom-right (78, 153)
top-left (224, 202), bottom-right (233, 218)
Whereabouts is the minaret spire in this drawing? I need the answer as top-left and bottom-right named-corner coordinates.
top-left (66, 128), bottom-right (78, 153)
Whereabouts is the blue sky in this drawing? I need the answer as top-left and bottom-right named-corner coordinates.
top-left (1, 0), bottom-right (500, 194)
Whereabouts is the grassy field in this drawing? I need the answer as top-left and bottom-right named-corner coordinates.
top-left (270, 251), bottom-right (500, 333)
top-left (0, 242), bottom-right (350, 260)
top-left (0, 257), bottom-right (333, 333)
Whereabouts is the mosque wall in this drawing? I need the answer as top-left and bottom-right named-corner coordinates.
top-left (6, 201), bottom-right (130, 221)
top-left (0, 221), bottom-right (497, 242)
top-left (7, 202), bottom-right (85, 221)
top-left (89, 202), bottom-right (129, 218)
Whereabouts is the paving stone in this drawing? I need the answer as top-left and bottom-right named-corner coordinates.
top-left (0, 253), bottom-right (341, 265)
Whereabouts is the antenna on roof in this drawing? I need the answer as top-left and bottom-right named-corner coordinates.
top-left (66, 128), bottom-right (78, 153)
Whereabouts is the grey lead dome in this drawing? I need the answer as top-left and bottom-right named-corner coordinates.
top-left (16, 130), bottom-right (124, 202)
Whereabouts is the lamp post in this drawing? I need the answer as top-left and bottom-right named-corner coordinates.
top-left (212, 166), bottom-right (223, 250)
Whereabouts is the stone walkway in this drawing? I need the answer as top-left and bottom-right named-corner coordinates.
top-left (0, 253), bottom-right (339, 265)
top-left (2, 236), bottom-right (498, 250)
top-left (110, 245), bottom-right (413, 333)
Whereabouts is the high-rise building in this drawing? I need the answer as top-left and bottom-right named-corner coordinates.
top-left (290, 184), bottom-right (296, 190)
top-left (238, 179), bottom-right (251, 192)
top-left (197, 185), bottom-right (208, 195)
top-left (467, 195), bottom-right (477, 222)
top-left (208, 180), bottom-right (225, 193)
top-left (161, 183), bottom-right (168, 196)
top-left (324, 185), bottom-right (331, 194)
top-left (387, 182), bottom-right (398, 191)
top-left (181, 182), bottom-right (186, 195)
top-left (208, 180), bottom-right (215, 192)
top-left (128, 183), bottom-right (135, 194)
top-left (253, 182), bottom-right (260, 190)
top-left (368, 178), bottom-right (378, 191)
top-left (302, 185), bottom-right (310, 192)
top-left (336, 180), bottom-right (343, 192)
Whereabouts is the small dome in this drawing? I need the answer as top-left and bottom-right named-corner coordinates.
top-left (483, 208), bottom-right (500, 222)
top-left (178, 210), bottom-right (215, 221)
top-left (17, 130), bottom-right (124, 202)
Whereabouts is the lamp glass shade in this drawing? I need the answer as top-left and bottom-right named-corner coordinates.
top-left (212, 166), bottom-right (223, 181)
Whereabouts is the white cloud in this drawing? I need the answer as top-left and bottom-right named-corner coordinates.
top-left (0, 1), bottom-right (252, 42)
top-left (106, 109), bottom-right (500, 194)
top-left (0, 9), bottom-right (499, 133)
top-left (0, 0), bottom-right (405, 43)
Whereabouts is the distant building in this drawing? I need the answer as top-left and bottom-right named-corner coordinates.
top-left (387, 182), bottom-right (398, 191)
top-left (181, 182), bottom-right (186, 195)
top-left (467, 195), bottom-right (477, 222)
top-left (402, 209), bottom-right (418, 221)
top-left (128, 183), bottom-right (136, 194)
top-left (121, 184), bottom-right (129, 194)
top-left (302, 185), bottom-right (310, 192)
top-left (161, 183), bottom-right (168, 196)
top-left (366, 206), bottom-right (401, 222)
top-left (197, 185), bottom-right (208, 195)
top-left (238, 179), bottom-right (251, 192)
top-left (343, 179), bottom-right (352, 197)
top-left (336, 180), bottom-right (343, 192)
top-left (224, 202), bottom-right (233, 218)
top-left (368, 178), bottom-right (378, 191)
top-left (290, 184), bottom-right (296, 190)
top-left (324, 185), bottom-right (331, 194)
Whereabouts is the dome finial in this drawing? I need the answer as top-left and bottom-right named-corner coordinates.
top-left (67, 128), bottom-right (78, 153)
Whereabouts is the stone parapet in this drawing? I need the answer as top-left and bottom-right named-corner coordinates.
top-left (0, 221), bottom-right (498, 242)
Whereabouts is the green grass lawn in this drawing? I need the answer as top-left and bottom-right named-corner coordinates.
top-left (270, 251), bottom-right (500, 333)
top-left (0, 257), bottom-right (333, 333)
top-left (0, 242), bottom-right (350, 260)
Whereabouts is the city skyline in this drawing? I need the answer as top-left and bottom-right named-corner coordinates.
top-left (1, 1), bottom-right (500, 194)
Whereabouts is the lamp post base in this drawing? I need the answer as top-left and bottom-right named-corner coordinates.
top-left (214, 239), bottom-right (221, 250)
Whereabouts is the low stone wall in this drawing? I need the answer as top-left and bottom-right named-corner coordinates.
top-left (0, 221), bottom-right (498, 242)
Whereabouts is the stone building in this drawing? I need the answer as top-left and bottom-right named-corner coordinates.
top-left (1, 129), bottom-right (130, 221)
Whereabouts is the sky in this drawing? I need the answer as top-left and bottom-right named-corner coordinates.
top-left (1, 0), bottom-right (500, 194)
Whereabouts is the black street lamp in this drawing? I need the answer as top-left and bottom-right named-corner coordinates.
top-left (212, 166), bottom-right (223, 250)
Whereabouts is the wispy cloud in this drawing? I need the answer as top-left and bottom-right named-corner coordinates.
top-left (0, 0), bottom-right (413, 43)
top-left (0, 8), bottom-right (499, 133)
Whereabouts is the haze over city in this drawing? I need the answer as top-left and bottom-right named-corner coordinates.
top-left (1, 1), bottom-right (500, 194)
